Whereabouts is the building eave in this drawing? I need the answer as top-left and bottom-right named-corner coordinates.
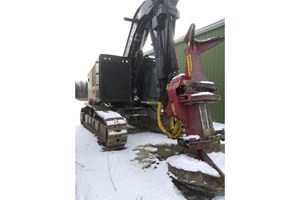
top-left (144, 19), bottom-right (225, 55)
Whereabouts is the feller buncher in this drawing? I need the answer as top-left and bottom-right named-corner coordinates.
top-left (77, 0), bottom-right (224, 197)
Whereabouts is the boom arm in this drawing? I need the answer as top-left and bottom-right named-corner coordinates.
top-left (123, 0), bottom-right (180, 107)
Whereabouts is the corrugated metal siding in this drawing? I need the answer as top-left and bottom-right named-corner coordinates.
top-left (175, 25), bottom-right (225, 123)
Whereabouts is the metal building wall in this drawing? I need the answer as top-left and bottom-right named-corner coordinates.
top-left (174, 20), bottom-right (225, 123)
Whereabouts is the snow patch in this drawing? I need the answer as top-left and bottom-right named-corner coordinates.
top-left (201, 80), bottom-right (214, 84)
top-left (191, 91), bottom-right (214, 96)
top-left (144, 146), bottom-right (158, 153)
top-left (181, 134), bottom-right (200, 141)
top-left (172, 73), bottom-right (186, 80)
top-left (212, 196), bottom-right (225, 200)
top-left (108, 129), bottom-right (127, 136)
top-left (96, 110), bottom-right (123, 120)
top-left (166, 154), bottom-right (220, 177)
top-left (213, 122), bottom-right (225, 131)
top-left (208, 152), bottom-right (225, 173)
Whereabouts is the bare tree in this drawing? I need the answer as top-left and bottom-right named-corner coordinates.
top-left (75, 81), bottom-right (88, 100)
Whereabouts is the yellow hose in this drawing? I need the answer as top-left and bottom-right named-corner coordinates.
top-left (157, 102), bottom-right (182, 139)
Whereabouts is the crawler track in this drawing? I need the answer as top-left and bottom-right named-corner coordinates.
top-left (80, 105), bottom-right (128, 150)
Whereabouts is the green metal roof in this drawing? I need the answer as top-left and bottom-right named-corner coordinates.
top-left (144, 19), bottom-right (225, 55)
top-left (175, 19), bottom-right (225, 44)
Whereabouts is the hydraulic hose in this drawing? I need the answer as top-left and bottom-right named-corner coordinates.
top-left (157, 102), bottom-right (181, 139)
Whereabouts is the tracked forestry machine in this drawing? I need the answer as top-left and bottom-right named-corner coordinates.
top-left (78, 0), bottom-right (224, 196)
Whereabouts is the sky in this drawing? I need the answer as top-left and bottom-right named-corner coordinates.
top-left (57, 0), bottom-right (226, 81)
top-left (64, 0), bottom-right (226, 81)
top-left (0, 0), bottom-right (225, 82)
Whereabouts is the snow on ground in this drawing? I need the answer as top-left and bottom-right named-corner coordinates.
top-left (167, 154), bottom-right (220, 177)
top-left (75, 100), bottom-right (225, 200)
top-left (208, 152), bottom-right (225, 173)
top-left (76, 127), bottom-right (185, 200)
